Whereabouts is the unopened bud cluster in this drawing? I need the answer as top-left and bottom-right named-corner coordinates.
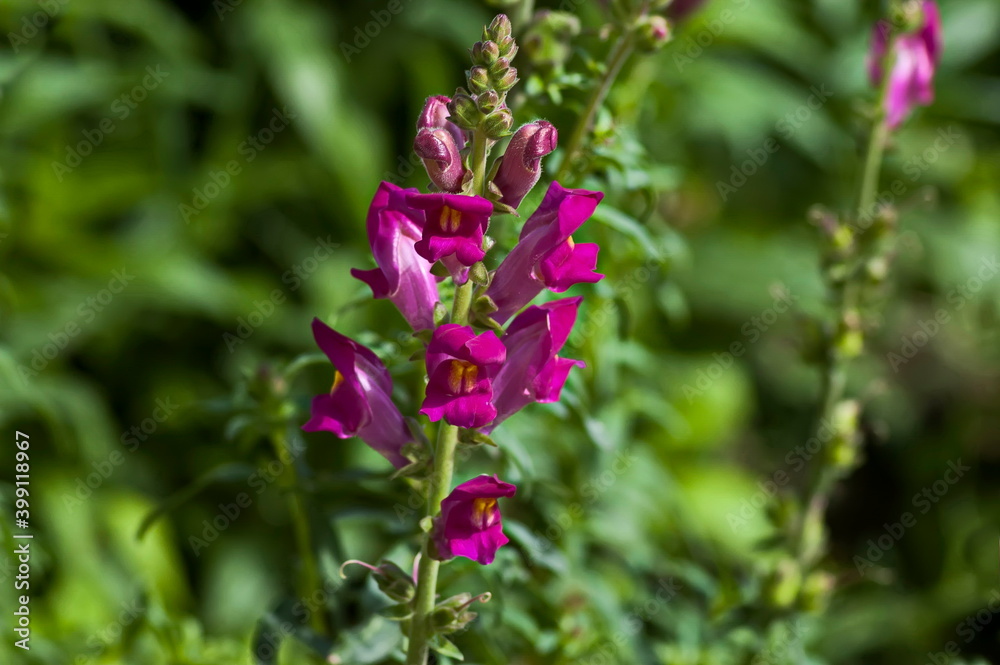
top-left (449, 15), bottom-right (519, 140)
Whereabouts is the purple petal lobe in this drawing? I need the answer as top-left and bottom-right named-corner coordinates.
top-left (434, 475), bottom-right (517, 565)
top-left (352, 182), bottom-right (440, 330)
top-left (487, 181), bottom-right (604, 323)
top-left (302, 319), bottom-right (412, 468)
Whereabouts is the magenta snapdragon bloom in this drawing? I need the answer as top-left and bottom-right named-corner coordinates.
top-left (414, 95), bottom-right (468, 193)
top-left (434, 475), bottom-right (516, 565)
top-left (351, 182), bottom-right (441, 331)
top-left (408, 192), bottom-right (493, 269)
top-left (487, 181), bottom-right (604, 323)
top-left (420, 324), bottom-right (506, 429)
top-left (492, 120), bottom-right (558, 209)
top-left (485, 297), bottom-right (585, 433)
top-left (868, 1), bottom-right (942, 129)
top-left (302, 319), bottom-right (412, 468)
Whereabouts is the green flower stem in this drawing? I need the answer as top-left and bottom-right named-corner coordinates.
top-left (270, 425), bottom-right (327, 635)
top-left (554, 32), bottom-right (634, 183)
top-left (405, 127), bottom-right (487, 665)
top-left (796, 36), bottom-right (896, 567)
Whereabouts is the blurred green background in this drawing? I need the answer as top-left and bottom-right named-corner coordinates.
top-left (1, 0), bottom-right (999, 663)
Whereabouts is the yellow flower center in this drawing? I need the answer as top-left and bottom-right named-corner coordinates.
top-left (447, 360), bottom-right (479, 394)
top-left (439, 205), bottom-right (462, 233)
top-left (471, 497), bottom-right (498, 529)
top-left (330, 370), bottom-right (345, 394)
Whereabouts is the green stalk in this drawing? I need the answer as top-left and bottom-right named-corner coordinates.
top-left (404, 128), bottom-right (487, 665)
top-left (796, 35), bottom-right (896, 566)
top-left (271, 426), bottom-right (327, 636)
top-left (554, 32), bottom-right (634, 183)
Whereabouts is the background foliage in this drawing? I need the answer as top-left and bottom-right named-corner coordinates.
top-left (1, 0), bottom-right (999, 663)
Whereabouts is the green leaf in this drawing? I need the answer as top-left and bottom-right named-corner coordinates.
top-left (590, 205), bottom-right (663, 260)
top-left (430, 634), bottom-right (464, 660)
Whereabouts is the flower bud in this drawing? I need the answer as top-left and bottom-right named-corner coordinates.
top-left (766, 559), bottom-right (802, 609)
top-left (491, 121), bottom-right (557, 208)
top-left (477, 90), bottom-right (501, 114)
top-left (496, 35), bottom-right (518, 59)
top-left (487, 57), bottom-right (511, 79)
top-left (522, 10), bottom-right (580, 71)
top-left (418, 95), bottom-right (451, 131)
top-left (471, 40), bottom-right (501, 66)
top-left (373, 560), bottom-right (416, 603)
top-left (486, 14), bottom-right (512, 42)
top-left (469, 261), bottom-right (490, 286)
top-left (417, 95), bottom-right (466, 148)
top-left (468, 66), bottom-right (491, 95)
top-left (447, 94), bottom-right (482, 131)
top-left (493, 67), bottom-right (519, 93)
top-left (414, 127), bottom-right (466, 192)
top-left (634, 15), bottom-right (671, 52)
top-left (482, 108), bottom-right (514, 138)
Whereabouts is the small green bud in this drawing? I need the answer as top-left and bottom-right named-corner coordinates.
top-left (766, 559), bottom-right (802, 609)
top-left (496, 35), bottom-right (517, 59)
top-left (477, 90), bottom-right (500, 114)
top-left (634, 15), bottom-right (671, 52)
top-left (836, 310), bottom-right (864, 358)
top-left (471, 40), bottom-right (501, 66)
top-left (485, 14), bottom-right (512, 42)
top-left (827, 400), bottom-right (862, 470)
top-left (493, 67), bottom-right (519, 93)
top-left (469, 261), bottom-right (490, 286)
top-left (447, 94), bottom-right (482, 131)
top-left (482, 108), bottom-right (514, 138)
top-left (800, 571), bottom-right (835, 613)
top-left (468, 66), bottom-right (491, 95)
top-left (488, 56), bottom-right (511, 79)
top-left (866, 256), bottom-right (890, 282)
top-left (831, 225), bottom-right (854, 252)
top-left (433, 301), bottom-right (449, 326)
